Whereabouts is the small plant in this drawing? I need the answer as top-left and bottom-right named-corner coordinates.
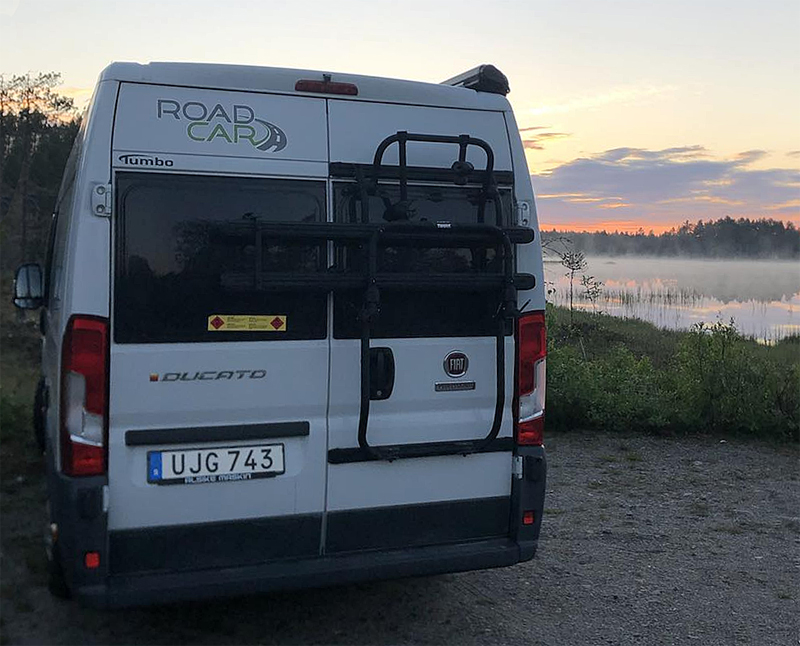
top-left (581, 274), bottom-right (603, 313)
top-left (561, 250), bottom-right (587, 326)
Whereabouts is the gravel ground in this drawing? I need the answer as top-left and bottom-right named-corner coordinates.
top-left (1, 431), bottom-right (798, 645)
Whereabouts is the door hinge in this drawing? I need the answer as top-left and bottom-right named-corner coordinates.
top-left (102, 485), bottom-right (110, 512)
top-left (91, 183), bottom-right (112, 218)
top-left (512, 455), bottom-right (523, 479)
top-left (515, 200), bottom-right (531, 227)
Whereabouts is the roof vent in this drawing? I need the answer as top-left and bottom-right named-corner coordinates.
top-left (441, 65), bottom-right (510, 96)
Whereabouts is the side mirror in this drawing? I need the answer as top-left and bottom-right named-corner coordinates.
top-left (13, 263), bottom-right (44, 310)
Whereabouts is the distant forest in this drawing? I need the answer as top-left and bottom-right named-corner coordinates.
top-left (542, 218), bottom-right (800, 259)
top-left (2, 73), bottom-right (798, 268)
top-left (1, 73), bottom-right (79, 272)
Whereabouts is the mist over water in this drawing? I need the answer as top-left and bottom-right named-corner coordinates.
top-left (546, 257), bottom-right (800, 341)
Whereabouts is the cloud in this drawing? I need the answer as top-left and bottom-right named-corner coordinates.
top-left (532, 146), bottom-right (800, 231)
top-left (735, 150), bottom-right (768, 164)
top-left (521, 129), bottom-right (571, 150)
top-left (527, 85), bottom-right (677, 117)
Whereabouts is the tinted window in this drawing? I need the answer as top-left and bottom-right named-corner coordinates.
top-left (115, 173), bottom-right (327, 343)
top-left (333, 181), bottom-right (513, 339)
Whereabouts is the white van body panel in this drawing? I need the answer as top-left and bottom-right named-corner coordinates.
top-left (63, 81), bottom-right (117, 321)
top-left (502, 109), bottom-right (546, 311)
top-left (327, 338), bottom-right (514, 510)
top-left (107, 341), bottom-right (329, 529)
top-left (113, 84), bottom-right (329, 177)
top-left (99, 62), bottom-right (511, 111)
top-left (107, 84), bottom-right (331, 530)
top-left (328, 100), bottom-right (513, 169)
top-left (326, 452), bottom-right (513, 512)
top-left (325, 99), bottom-right (520, 511)
top-left (43, 80), bottom-right (119, 468)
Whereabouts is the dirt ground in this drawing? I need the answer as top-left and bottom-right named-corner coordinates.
top-left (1, 431), bottom-right (797, 645)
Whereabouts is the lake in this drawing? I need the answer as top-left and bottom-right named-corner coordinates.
top-left (544, 256), bottom-right (800, 341)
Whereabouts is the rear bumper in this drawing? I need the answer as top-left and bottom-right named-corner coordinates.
top-left (54, 446), bottom-right (546, 608)
top-left (77, 537), bottom-right (537, 608)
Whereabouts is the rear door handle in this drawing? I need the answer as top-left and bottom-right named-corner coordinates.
top-left (369, 347), bottom-right (395, 400)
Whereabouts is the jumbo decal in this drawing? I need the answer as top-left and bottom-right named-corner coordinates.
top-left (157, 99), bottom-right (288, 152)
top-left (118, 153), bottom-right (174, 167)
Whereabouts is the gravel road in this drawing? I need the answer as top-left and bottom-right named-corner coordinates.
top-left (1, 431), bottom-right (798, 645)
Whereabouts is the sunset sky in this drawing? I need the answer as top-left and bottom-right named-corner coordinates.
top-left (1, 0), bottom-right (798, 232)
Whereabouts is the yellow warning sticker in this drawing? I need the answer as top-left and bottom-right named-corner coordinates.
top-left (207, 315), bottom-right (287, 332)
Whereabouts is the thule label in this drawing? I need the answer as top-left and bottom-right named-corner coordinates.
top-left (435, 381), bottom-right (476, 392)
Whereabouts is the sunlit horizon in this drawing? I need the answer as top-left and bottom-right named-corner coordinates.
top-left (2, 0), bottom-right (797, 234)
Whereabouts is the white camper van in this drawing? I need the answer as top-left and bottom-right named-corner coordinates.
top-left (13, 62), bottom-right (547, 607)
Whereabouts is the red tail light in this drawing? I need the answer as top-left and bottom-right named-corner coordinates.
top-left (61, 315), bottom-right (108, 476)
top-left (84, 551), bottom-right (101, 569)
top-left (515, 311), bottom-right (546, 445)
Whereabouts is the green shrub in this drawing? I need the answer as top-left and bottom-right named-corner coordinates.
top-left (545, 307), bottom-right (799, 441)
top-left (671, 321), bottom-right (798, 439)
top-left (0, 392), bottom-right (31, 460)
top-left (547, 344), bottom-right (669, 433)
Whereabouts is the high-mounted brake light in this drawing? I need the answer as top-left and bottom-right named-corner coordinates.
top-left (295, 78), bottom-right (358, 96)
top-left (515, 311), bottom-right (546, 446)
top-left (61, 315), bottom-right (108, 476)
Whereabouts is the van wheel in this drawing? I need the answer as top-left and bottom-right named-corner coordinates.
top-left (33, 378), bottom-right (46, 453)
top-left (47, 547), bottom-right (70, 599)
top-left (45, 504), bottom-right (70, 599)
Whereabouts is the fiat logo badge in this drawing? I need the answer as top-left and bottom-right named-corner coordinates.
top-left (443, 351), bottom-right (469, 378)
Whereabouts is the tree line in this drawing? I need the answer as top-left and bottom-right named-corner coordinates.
top-left (542, 218), bottom-right (800, 259)
top-left (2, 71), bottom-right (798, 271)
top-left (1, 72), bottom-right (79, 272)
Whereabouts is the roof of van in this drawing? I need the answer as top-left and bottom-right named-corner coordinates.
top-left (98, 62), bottom-right (512, 111)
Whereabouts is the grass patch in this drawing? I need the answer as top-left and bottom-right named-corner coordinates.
top-left (546, 304), bottom-right (800, 441)
top-left (1, 274), bottom-right (43, 483)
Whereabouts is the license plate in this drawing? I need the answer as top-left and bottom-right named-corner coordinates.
top-left (147, 444), bottom-right (285, 485)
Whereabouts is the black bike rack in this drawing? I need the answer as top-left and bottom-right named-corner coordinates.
top-left (245, 132), bottom-right (536, 463)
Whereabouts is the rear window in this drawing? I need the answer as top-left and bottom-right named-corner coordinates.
top-left (332, 181), bottom-right (513, 339)
top-left (114, 173), bottom-right (327, 343)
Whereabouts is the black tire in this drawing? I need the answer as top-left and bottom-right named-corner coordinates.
top-left (33, 378), bottom-right (46, 454)
top-left (47, 543), bottom-right (70, 599)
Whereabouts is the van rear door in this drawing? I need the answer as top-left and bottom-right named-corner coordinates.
top-left (107, 84), bottom-right (330, 573)
top-left (324, 100), bottom-right (519, 553)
